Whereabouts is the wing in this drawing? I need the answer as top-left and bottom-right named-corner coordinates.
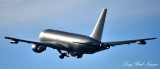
top-left (4, 36), bottom-right (62, 49)
top-left (103, 38), bottom-right (157, 46)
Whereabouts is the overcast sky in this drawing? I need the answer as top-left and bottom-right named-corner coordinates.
top-left (0, 0), bottom-right (160, 69)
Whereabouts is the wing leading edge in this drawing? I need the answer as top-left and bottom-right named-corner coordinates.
top-left (4, 36), bottom-right (61, 49)
top-left (103, 38), bottom-right (157, 46)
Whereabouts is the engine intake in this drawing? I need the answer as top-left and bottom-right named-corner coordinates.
top-left (137, 40), bottom-right (146, 45)
top-left (32, 44), bottom-right (46, 53)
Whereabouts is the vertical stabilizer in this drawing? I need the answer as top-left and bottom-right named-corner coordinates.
top-left (90, 8), bottom-right (107, 41)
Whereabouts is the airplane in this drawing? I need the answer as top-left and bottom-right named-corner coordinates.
top-left (5, 8), bottom-right (157, 59)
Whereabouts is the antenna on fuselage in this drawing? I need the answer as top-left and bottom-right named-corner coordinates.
top-left (90, 8), bottom-right (107, 41)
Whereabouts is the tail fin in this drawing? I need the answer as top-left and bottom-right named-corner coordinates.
top-left (90, 8), bottom-right (107, 41)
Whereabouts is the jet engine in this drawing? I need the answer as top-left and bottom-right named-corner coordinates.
top-left (137, 40), bottom-right (146, 45)
top-left (32, 44), bottom-right (46, 53)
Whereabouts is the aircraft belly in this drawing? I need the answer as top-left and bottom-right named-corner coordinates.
top-left (71, 44), bottom-right (100, 54)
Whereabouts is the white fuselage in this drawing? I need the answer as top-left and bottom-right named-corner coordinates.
top-left (39, 29), bottom-right (103, 54)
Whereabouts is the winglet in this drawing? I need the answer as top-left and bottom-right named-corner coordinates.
top-left (90, 8), bottom-right (107, 41)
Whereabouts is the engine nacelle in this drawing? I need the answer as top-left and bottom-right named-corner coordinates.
top-left (10, 40), bottom-right (18, 44)
top-left (32, 44), bottom-right (46, 53)
top-left (137, 40), bottom-right (146, 45)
